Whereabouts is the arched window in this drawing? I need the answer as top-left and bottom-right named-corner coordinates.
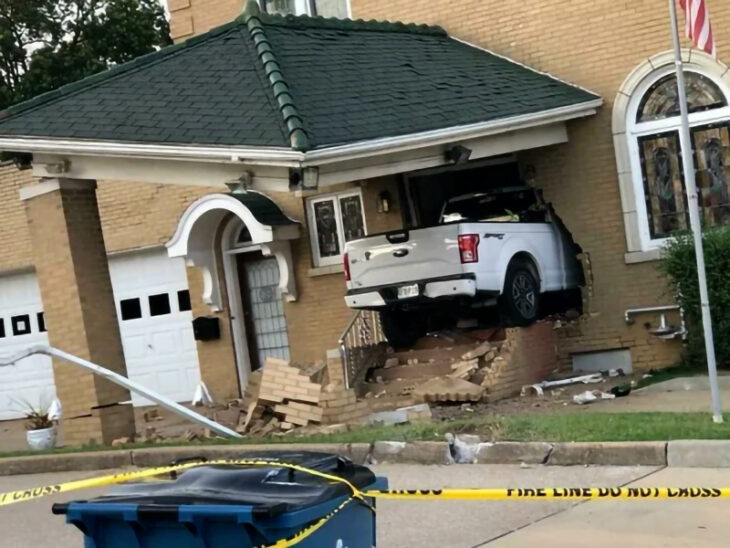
top-left (627, 67), bottom-right (730, 247)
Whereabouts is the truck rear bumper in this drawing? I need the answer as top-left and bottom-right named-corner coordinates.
top-left (345, 275), bottom-right (477, 309)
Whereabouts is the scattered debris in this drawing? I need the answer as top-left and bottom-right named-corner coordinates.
top-left (572, 390), bottom-right (616, 405)
top-left (610, 384), bottom-right (632, 398)
top-left (445, 433), bottom-right (477, 464)
top-left (367, 404), bottom-right (432, 426)
top-left (521, 372), bottom-right (604, 397)
top-left (111, 436), bottom-right (131, 447)
top-left (47, 398), bottom-right (62, 421)
top-left (192, 381), bottom-right (213, 406)
top-left (414, 377), bottom-right (485, 403)
top-left (460, 341), bottom-right (491, 361)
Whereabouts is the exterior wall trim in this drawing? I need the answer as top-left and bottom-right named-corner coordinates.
top-left (166, 193), bottom-right (300, 310)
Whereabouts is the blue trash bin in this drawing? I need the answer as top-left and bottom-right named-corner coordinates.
top-left (53, 452), bottom-right (386, 548)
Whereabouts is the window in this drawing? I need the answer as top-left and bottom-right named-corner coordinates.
top-left (149, 293), bottom-right (171, 316)
top-left (11, 315), bottom-right (31, 336)
top-left (628, 68), bottom-right (730, 250)
top-left (306, 189), bottom-right (366, 267)
top-left (120, 298), bottom-right (142, 321)
top-left (259, 0), bottom-right (349, 17)
top-left (177, 290), bottom-right (192, 312)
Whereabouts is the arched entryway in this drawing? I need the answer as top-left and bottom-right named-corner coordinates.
top-left (166, 189), bottom-right (300, 388)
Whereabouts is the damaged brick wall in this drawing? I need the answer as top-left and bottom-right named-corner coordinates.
top-left (349, 0), bottom-right (693, 370)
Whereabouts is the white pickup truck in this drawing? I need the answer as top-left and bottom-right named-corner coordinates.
top-left (343, 187), bottom-right (583, 347)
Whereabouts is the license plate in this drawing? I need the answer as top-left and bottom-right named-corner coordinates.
top-left (397, 284), bottom-right (419, 299)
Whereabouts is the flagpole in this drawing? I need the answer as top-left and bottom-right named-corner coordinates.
top-left (668, 0), bottom-right (723, 423)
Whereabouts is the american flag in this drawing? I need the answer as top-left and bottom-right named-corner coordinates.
top-left (679, 0), bottom-right (716, 58)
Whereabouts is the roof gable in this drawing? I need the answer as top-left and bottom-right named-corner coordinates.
top-left (0, 2), bottom-right (600, 152)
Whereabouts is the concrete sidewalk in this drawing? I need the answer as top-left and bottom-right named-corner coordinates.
top-left (491, 467), bottom-right (730, 547)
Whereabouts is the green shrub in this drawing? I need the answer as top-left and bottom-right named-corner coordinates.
top-left (660, 226), bottom-right (730, 368)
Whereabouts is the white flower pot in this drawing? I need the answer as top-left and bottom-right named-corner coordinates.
top-left (26, 426), bottom-right (57, 451)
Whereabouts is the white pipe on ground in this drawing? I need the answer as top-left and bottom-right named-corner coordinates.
top-left (0, 344), bottom-right (242, 439)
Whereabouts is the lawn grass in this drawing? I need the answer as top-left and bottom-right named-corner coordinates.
top-left (3, 412), bottom-right (730, 459)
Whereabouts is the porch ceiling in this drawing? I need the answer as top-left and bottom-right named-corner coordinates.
top-left (0, 2), bottom-right (600, 161)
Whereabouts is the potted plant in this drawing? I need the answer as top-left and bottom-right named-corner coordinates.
top-left (22, 402), bottom-right (57, 451)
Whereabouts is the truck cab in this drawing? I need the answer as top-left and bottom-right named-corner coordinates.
top-left (344, 187), bottom-right (582, 347)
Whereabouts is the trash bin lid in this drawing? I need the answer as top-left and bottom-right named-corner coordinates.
top-left (86, 452), bottom-right (374, 512)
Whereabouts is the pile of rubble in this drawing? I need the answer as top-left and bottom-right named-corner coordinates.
top-left (123, 324), bottom-right (559, 442)
top-left (225, 329), bottom-right (517, 436)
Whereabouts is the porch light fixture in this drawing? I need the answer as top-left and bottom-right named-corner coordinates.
top-left (376, 190), bottom-right (392, 213)
top-left (445, 145), bottom-right (472, 165)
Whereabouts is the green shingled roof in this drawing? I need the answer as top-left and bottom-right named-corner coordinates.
top-left (0, 2), bottom-right (599, 152)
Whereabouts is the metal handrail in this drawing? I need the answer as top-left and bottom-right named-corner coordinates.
top-left (339, 310), bottom-right (387, 388)
top-left (0, 345), bottom-right (241, 438)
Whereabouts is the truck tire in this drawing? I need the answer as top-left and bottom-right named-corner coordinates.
top-left (499, 262), bottom-right (540, 326)
top-left (380, 309), bottom-right (427, 348)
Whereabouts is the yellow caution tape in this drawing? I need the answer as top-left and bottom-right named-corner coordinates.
top-left (4, 459), bottom-right (730, 547)
top-left (257, 497), bottom-right (357, 548)
top-left (0, 458), bottom-right (359, 507)
top-left (363, 487), bottom-right (730, 500)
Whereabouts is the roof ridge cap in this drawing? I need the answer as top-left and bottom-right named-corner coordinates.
top-left (260, 12), bottom-right (446, 36)
top-left (241, 2), bottom-right (310, 151)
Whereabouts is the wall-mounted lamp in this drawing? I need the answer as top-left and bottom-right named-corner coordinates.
top-left (445, 145), bottom-right (472, 165)
top-left (376, 190), bottom-right (392, 213)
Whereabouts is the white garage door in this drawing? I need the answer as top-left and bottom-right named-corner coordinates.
top-left (109, 250), bottom-right (201, 406)
top-left (0, 272), bottom-right (54, 420)
top-left (0, 250), bottom-right (202, 418)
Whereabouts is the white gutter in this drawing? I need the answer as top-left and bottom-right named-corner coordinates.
top-left (0, 99), bottom-right (602, 168)
top-left (0, 138), bottom-right (304, 166)
top-left (301, 99), bottom-right (603, 165)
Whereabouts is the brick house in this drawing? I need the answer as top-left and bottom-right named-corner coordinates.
top-left (0, 0), bottom-right (720, 443)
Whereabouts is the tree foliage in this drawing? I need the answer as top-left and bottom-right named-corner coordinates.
top-left (0, 0), bottom-right (170, 109)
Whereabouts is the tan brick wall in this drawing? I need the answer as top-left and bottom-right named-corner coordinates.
top-left (347, 0), bottom-right (708, 369)
top-left (484, 323), bottom-right (558, 401)
top-left (168, 0), bottom-right (245, 41)
top-left (0, 165), bottom-right (34, 271)
top-left (0, 172), bottom-right (214, 271)
top-left (23, 180), bottom-right (135, 445)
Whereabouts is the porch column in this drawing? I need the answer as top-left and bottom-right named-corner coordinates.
top-left (21, 178), bottom-right (135, 446)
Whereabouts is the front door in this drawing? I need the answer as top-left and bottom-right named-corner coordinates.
top-left (236, 253), bottom-right (291, 370)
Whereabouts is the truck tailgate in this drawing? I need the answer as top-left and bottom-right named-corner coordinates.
top-left (346, 225), bottom-right (463, 290)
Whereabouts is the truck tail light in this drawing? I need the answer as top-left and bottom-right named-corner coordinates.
top-left (343, 252), bottom-right (351, 281)
top-left (458, 234), bottom-right (480, 264)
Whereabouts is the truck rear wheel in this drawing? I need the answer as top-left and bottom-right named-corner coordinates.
top-left (380, 309), bottom-right (427, 349)
top-left (499, 262), bottom-right (540, 326)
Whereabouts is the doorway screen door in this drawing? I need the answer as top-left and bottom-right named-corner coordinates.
top-left (243, 257), bottom-right (291, 368)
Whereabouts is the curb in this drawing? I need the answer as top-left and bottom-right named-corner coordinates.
top-left (10, 438), bottom-right (730, 475)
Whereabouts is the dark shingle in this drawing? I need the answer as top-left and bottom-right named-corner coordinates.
top-left (0, 2), bottom-right (599, 151)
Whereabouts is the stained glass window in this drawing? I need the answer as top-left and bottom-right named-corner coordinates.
top-left (308, 191), bottom-right (366, 266)
top-left (638, 132), bottom-right (688, 238)
top-left (339, 195), bottom-right (366, 242)
top-left (313, 199), bottom-right (340, 258)
top-left (693, 125), bottom-right (730, 226)
top-left (637, 72), bottom-right (726, 123)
